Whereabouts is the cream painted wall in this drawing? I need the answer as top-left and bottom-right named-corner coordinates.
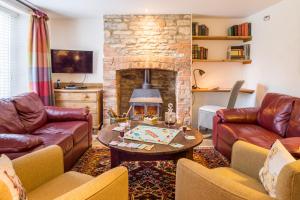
top-left (49, 18), bottom-right (104, 83)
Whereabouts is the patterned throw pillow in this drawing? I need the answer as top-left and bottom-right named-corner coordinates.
top-left (0, 154), bottom-right (27, 200)
top-left (259, 140), bottom-right (295, 197)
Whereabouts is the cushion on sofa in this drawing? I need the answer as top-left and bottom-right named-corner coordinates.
top-left (0, 154), bottom-right (27, 200)
top-left (0, 99), bottom-right (26, 133)
top-left (0, 134), bottom-right (43, 153)
top-left (259, 140), bottom-right (295, 198)
top-left (37, 133), bottom-right (73, 154)
top-left (12, 92), bottom-right (47, 133)
top-left (33, 121), bottom-right (88, 144)
top-left (3, 134), bottom-right (73, 161)
top-left (219, 123), bottom-right (281, 149)
top-left (258, 93), bottom-right (294, 137)
top-left (286, 99), bottom-right (300, 137)
top-left (45, 106), bottom-right (89, 122)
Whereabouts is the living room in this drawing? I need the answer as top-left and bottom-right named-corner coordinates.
top-left (0, 0), bottom-right (299, 199)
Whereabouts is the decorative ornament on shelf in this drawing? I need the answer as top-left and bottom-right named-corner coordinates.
top-left (192, 69), bottom-right (205, 89)
top-left (165, 103), bottom-right (176, 127)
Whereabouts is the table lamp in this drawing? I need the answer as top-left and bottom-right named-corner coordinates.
top-left (192, 69), bottom-right (205, 89)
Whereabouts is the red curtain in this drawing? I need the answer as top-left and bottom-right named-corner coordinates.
top-left (29, 10), bottom-right (54, 106)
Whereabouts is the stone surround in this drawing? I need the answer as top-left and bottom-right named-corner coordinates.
top-left (103, 14), bottom-right (192, 124)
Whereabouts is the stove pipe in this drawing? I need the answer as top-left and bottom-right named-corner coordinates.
top-left (142, 69), bottom-right (152, 89)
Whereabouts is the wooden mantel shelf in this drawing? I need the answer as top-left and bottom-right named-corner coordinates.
top-left (192, 35), bottom-right (252, 42)
top-left (192, 88), bottom-right (255, 94)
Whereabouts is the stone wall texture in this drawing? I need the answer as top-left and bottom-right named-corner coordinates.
top-left (103, 14), bottom-right (192, 124)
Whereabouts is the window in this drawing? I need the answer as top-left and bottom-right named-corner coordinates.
top-left (0, 7), bottom-right (16, 98)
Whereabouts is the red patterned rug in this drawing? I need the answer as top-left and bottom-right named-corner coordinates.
top-left (72, 147), bottom-right (229, 200)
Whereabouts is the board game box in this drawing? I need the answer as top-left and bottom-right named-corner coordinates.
top-left (124, 125), bottom-right (180, 145)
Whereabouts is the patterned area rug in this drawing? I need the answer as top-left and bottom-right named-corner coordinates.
top-left (72, 147), bottom-right (229, 200)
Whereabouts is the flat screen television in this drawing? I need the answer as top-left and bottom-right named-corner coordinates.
top-left (51, 49), bottom-right (93, 73)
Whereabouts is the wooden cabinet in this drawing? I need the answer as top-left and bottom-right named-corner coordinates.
top-left (54, 88), bottom-right (103, 129)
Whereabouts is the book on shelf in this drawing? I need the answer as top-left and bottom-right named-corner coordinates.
top-left (198, 24), bottom-right (209, 36)
top-left (228, 22), bottom-right (251, 36)
top-left (192, 22), bottom-right (197, 36)
top-left (192, 44), bottom-right (208, 60)
top-left (192, 23), bottom-right (209, 36)
top-left (227, 44), bottom-right (251, 60)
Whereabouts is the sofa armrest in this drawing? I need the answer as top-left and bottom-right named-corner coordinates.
top-left (231, 141), bottom-right (268, 180)
top-left (279, 137), bottom-right (300, 158)
top-left (45, 106), bottom-right (90, 122)
top-left (12, 145), bottom-right (64, 192)
top-left (216, 107), bottom-right (259, 124)
top-left (176, 159), bottom-right (271, 200)
top-left (46, 106), bottom-right (93, 146)
top-left (54, 166), bottom-right (128, 200)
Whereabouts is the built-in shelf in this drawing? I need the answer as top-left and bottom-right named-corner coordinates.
top-left (192, 59), bottom-right (252, 64)
top-left (192, 36), bottom-right (252, 42)
top-left (192, 88), bottom-right (255, 94)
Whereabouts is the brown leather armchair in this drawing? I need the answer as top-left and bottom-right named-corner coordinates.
top-left (213, 93), bottom-right (300, 159)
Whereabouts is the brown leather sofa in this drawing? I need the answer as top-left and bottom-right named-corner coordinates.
top-left (213, 93), bottom-right (300, 159)
top-left (0, 92), bottom-right (92, 170)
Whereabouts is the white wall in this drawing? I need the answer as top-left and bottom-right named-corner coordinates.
top-left (245, 0), bottom-right (300, 99)
top-left (192, 0), bottom-right (300, 127)
top-left (49, 18), bottom-right (104, 83)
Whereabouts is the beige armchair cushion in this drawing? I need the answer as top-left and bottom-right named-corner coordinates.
top-left (28, 171), bottom-right (93, 200)
top-left (212, 167), bottom-right (267, 194)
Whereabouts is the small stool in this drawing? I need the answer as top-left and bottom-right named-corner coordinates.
top-left (198, 105), bottom-right (225, 130)
top-left (197, 80), bottom-right (245, 130)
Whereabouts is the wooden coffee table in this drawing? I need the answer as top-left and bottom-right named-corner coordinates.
top-left (98, 121), bottom-right (203, 168)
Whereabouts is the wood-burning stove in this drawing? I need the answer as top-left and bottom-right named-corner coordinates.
top-left (129, 69), bottom-right (163, 120)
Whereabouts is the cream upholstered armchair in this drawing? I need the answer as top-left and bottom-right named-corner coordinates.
top-left (176, 141), bottom-right (300, 200)
top-left (9, 145), bottom-right (128, 200)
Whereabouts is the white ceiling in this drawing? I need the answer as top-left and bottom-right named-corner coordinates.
top-left (27, 0), bottom-right (283, 19)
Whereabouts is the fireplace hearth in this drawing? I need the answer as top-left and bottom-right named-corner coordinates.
top-left (129, 69), bottom-right (163, 120)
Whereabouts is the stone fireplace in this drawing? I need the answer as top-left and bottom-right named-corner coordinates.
top-left (103, 14), bottom-right (192, 124)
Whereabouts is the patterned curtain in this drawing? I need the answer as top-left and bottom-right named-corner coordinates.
top-left (29, 10), bottom-right (54, 106)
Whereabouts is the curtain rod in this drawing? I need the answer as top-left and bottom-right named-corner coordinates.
top-left (15, 0), bottom-right (45, 14)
